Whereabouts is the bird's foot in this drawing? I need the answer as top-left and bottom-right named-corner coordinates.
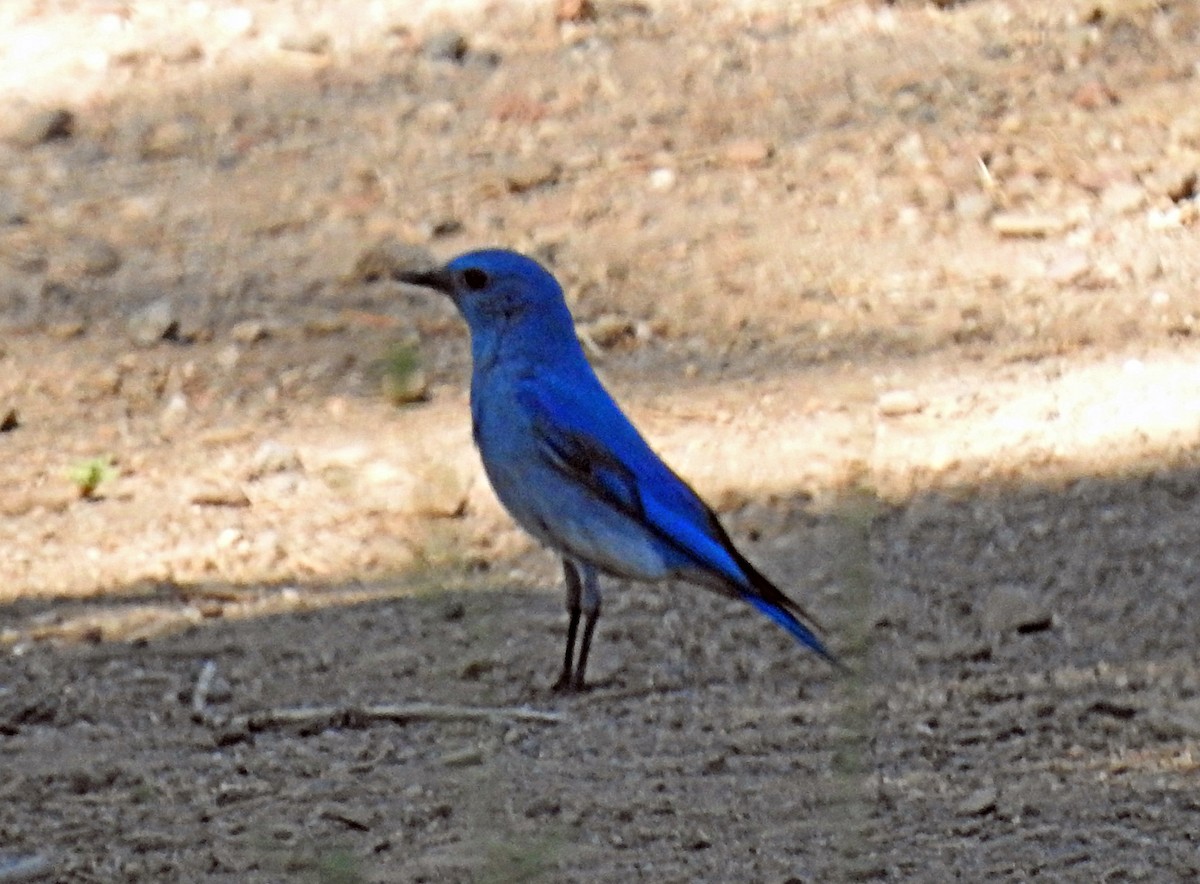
top-left (550, 673), bottom-right (591, 694)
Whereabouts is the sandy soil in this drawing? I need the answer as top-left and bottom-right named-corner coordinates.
top-left (2, 0), bottom-right (1200, 880)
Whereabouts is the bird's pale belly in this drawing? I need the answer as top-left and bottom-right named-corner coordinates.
top-left (481, 451), bottom-right (670, 583)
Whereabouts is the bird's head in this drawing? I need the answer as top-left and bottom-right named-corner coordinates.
top-left (396, 249), bottom-right (568, 328)
top-left (396, 249), bottom-right (580, 365)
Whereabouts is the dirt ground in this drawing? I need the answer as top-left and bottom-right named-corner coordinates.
top-left (3, 0), bottom-right (1200, 880)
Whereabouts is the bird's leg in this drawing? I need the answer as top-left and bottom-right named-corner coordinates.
top-left (571, 565), bottom-right (603, 691)
top-left (552, 559), bottom-right (583, 691)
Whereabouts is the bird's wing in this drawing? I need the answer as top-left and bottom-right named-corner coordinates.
top-left (516, 376), bottom-right (835, 661)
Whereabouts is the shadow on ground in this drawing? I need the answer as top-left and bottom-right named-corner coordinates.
top-left (3, 457), bottom-right (1199, 882)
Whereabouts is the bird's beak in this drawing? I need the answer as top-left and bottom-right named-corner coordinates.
top-left (394, 266), bottom-right (455, 296)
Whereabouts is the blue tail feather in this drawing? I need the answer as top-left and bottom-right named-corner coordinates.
top-left (745, 596), bottom-right (842, 669)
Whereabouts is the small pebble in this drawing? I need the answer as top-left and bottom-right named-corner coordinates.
top-left (722, 138), bottom-right (773, 168)
top-left (45, 319), bottom-right (87, 339)
top-left (160, 394), bottom-right (188, 432)
top-left (1072, 80), bottom-right (1117, 110)
top-left (159, 37), bottom-right (204, 65)
top-left (141, 118), bottom-right (201, 160)
top-left (979, 584), bottom-right (1053, 634)
top-left (440, 746), bottom-right (485, 768)
top-left (215, 6), bottom-right (256, 37)
top-left (382, 367), bottom-right (429, 406)
top-left (952, 191), bottom-right (992, 223)
top-left (246, 441), bottom-right (302, 479)
top-left (957, 786), bottom-right (999, 817)
top-left (59, 239), bottom-right (121, 279)
top-left (504, 159), bottom-right (560, 193)
top-left (229, 320), bottom-right (268, 344)
top-left (128, 298), bottom-right (180, 346)
top-left (2, 107), bottom-right (74, 147)
top-left (278, 31), bottom-right (332, 54)
top-left (991, 212), bottom-right (1065, 238)
top-left (583, 313), bottom-right (634, 348)
top-left (1045, 249), bottom-right (1090, 285)
top-left (648, 168), bottom-right (676, 191)
top-left (188, 483), bottom-right (251, 508)
top-left (555, 0), bottom-right (597, 23)
top-left (1100, 182), bottom-right (1145, 216)
top-left (423, 30), bottom-right (469, 63)
top-left (878, 389), bottom-right (924, 417)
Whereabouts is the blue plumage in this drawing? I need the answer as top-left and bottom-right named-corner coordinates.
top-left (397, 249), bottom-right (837, 689)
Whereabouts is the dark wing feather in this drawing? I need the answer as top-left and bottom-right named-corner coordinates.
top-left (518, 380), bottom-right (836, 663)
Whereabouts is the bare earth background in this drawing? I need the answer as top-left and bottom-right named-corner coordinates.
top-left (2, 0), bottom-right (1200, 880)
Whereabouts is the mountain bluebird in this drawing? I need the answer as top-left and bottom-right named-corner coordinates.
top-left (397, 249), bottom-right (837, 690)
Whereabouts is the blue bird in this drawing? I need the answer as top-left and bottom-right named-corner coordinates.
top-left (397, 249), bottom-right (837, 690)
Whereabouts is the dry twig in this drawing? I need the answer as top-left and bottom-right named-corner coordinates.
top-left (213, 702), bottom-right (564, 734)
top-left (190, 660), bottom-right (217, 721)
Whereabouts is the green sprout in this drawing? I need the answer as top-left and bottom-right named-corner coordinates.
top-left (379, 340), bottom-right (428, 405)
top-left (68, 456), bottom-right (116, 499)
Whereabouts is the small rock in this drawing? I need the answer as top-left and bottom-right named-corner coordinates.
top-left (382, 367), bottom-right (429, 406)
top-left (555, 0), bottom-right (596, 22)
top-left (188, 483), bottom-right (250, 507)
top-left (914, 637), bottom-right (992, 663)
top-left (407, 461), bottom-right (471, 518)
top-left (348, 238), bottom-right (435, 284)
top-left (1100, 182), bottom-right (1145, 215)
top-left (160, 394), bottom-right (188, 432)
top-left (278, 30), bottom-right (332, 54)
top-left (45, 319), bottom-right (87, 340)
top-left (1132, 253), bottom-right (1161, 280)
top-left (952, 191), bottom-right (992, 223)
top-left (423, 30), bottom-right (468, 63)
top-left (877, 389), bottom-right (924, 417)
top-left (320, 804), bottom-right (374, 832)
top-left (504, 159), bottom-right (560, 194)
top-left (722, 137), bottom-right (773, 168)
top-left (246, 441), bottom-right (302, 479)
top-left (1163, 169), bottom-right (1198, 204)
top-left (991, 213), bottom-right (1065, 238)
top-left (441, 746), bottom-right (485, 767)
top-left (2, 107), bottom-right (74, 147)
top-left (423, 217), bottom-right (463, 238)
top-left (1045, 248), bottom-right (1090, 285)
top-left (0, 233), bottom-right (47, 273)
top-left (583, 313), bottom-right (634, 348)
top-left (1146, 702), bottom-right (1200, 740)
top-left (0, 408), bottom-right (18, 432)
top-left (957, 786), bottom-right (998, 817)
top-left (159, 37), bottom-right (204, 65)
top-left (215, 6), bottom-right (256, 37)
top-left (229, 320), bottom-right (268, 344)
top-left (141, 117), bottom-right (201, 160)
top-left (1147, 206), bottom-right (1184, 229)
top-left (459, 658), bottom-right (495, 680)
top-left (0, 192), bottom-right (27, 225)
top-left (59, 238), bottom-right (121, 278)
top-left (979, 584), bottom-right (1053, 635)
top-left (648, 167), bottom-right (676, 191)
top-left (215, 344), bottom-right (241, 370)
top-left (303, 314), bottom-right (346, 335)
top-left (0, 854), bottom-right (51, 880)
top-left (128, 298), bottom-right (180, 346)
top-left (1072, 80), bottom-right (1117, 110)
top-left (489, 93), bottom-right (549, 123)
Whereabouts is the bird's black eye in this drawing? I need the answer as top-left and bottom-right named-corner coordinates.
top-left (460, 268), bottom-right (490, 291)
